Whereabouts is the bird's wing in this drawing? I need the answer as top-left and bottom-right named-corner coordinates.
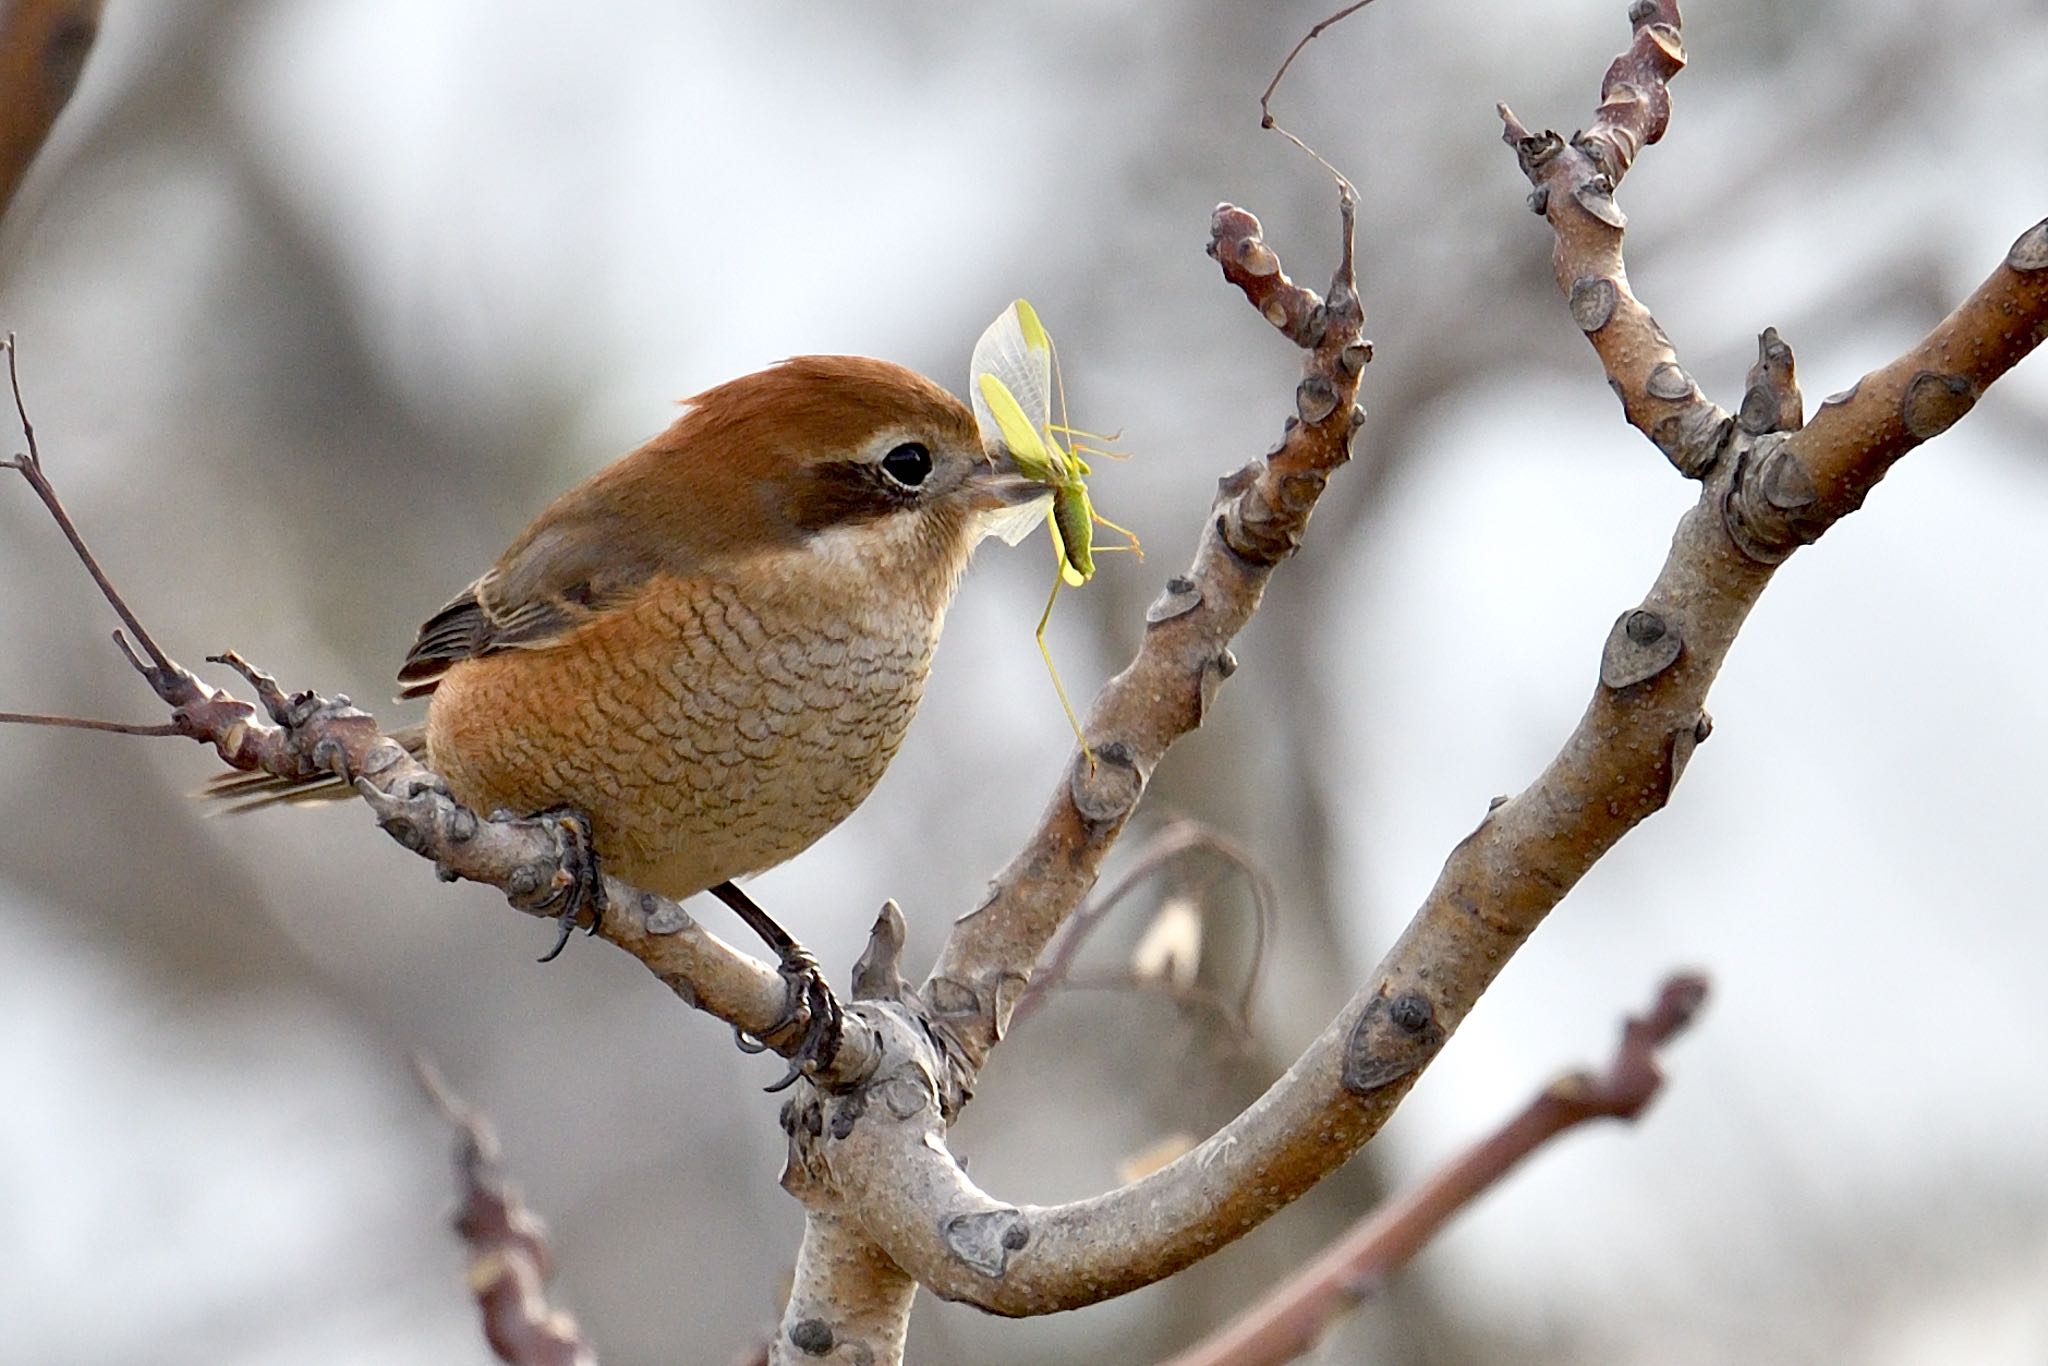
top-left (396, 507), bottom-right (661, 699)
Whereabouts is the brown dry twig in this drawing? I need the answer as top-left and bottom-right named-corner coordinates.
top-left (0, 708), bottom-right (180, 735)
top-left (1257, 7), bottom-right (1367, 198)
top-left (1260, 2), bottom-right (1376, 119)
top-left (414, 1057), bottom-right (598, 1366)
top-left (4, 334), bottom-right (178, 682)
top-left (1163, 973), bottom-right (1710, 1366)
top-left (1497, 0), bottom-right (1722, 477)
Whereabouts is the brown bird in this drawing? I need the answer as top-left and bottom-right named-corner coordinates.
top-left (220, 355), bottom-right (1045, 990)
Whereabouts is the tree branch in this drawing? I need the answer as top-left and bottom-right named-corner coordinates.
top-left (1011, 816), bottom-right (1274, 1032)
top-left (0, 708), bottom-right (181, 736)
top-left (775, 1210), bottom-right (918, 1366)
top-left (1784, 221), bottom-right (2048, 524)
top-left (1497, 0), bottom-right (1728, 478)
top-left (777, 0), bottom-right (2047, 1326)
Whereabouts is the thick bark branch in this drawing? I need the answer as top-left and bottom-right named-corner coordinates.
top-left (1786, 222), bottom-right (2048, 522)
top-left (781, 0), bottom-right (2047, 1327)
top-left (771, 1211), bottom-right (917, 1366)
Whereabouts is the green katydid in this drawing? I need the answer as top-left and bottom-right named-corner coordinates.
top-left (968, 299), bottom-right (1141, 750)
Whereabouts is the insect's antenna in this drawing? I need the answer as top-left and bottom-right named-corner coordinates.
top-left (1046, 331), bottom-right (1075, 457)
top-left (1047, 422), bottom-right (1124, 443)
top-left (1050, 423), bottom-right (1130, 463)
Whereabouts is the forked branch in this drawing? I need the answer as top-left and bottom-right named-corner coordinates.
top-left (770, 0), bottom-right (2048, 1335)
top-left (923, 194), bottom-right (1367, 1076)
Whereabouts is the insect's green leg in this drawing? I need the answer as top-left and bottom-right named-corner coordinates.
top-left (1089, 505), bottom-right (1143, 558)
top-left (1035, 570), bottom-right (1094, 768)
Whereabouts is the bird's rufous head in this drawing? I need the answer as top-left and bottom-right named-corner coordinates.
top-left (612, 355), bottom-right (1043, 611)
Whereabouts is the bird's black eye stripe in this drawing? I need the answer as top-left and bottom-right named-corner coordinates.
top-left (879, 441), bottom-right (933, 488)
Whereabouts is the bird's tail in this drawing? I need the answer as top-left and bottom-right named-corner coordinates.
top-left (201, 722), bottom-right (428, 814)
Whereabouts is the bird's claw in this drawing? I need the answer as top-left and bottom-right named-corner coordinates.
top-left (759, 945), bottom-right (844, 1093)
top-left (709, 880), bottom-right (844, 1089)
top-left (534, 807), bottom-right (606, 964)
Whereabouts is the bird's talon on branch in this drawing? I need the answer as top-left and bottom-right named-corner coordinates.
top-left (762, 946), bottom-right (844, 1093)
top-left (533, 806), bottom-right (606, 964)
top-left (703, 881), bottom-right (847, 1088)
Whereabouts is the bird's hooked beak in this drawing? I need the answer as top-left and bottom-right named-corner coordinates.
top-left (964, 445), bottom-right (1055, 546)
top-left (968, 444), bottom-right (1051, 506)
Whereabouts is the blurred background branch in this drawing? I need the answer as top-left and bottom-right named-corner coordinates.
top-left (1165, 972), bottom-right (1709, 1366)
top-left (415, 1056), bottom-right (597, 1366)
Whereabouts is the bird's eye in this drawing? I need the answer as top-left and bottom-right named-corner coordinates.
top-left (879, 441), bottom-right (933, 488)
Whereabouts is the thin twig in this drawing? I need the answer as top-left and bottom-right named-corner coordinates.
top-left (1160, 973), bottom-right (1710, 1366)
top-left (3, 335), bottom-right (177, 675)
top-left (1258, 1), bottom-right (1376, 198)
top-left (0, 709), bottom-right (181, 735)
top-left (1055, 971), bottom-right (1258, 1051)
top-left (1259, 2), bottom-right (1378, 125)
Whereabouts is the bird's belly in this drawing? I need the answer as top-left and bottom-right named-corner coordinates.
top-left (423, 578), bottom-right (935, 901)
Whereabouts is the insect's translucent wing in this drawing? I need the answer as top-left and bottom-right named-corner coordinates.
top-left (969, 299), bottom-right (1057, 461)
top-left (976, 493), bottom-right (1056, 549)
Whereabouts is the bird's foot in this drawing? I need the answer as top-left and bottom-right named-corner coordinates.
top-left (533, 806), bottom-right (607, 963)
top-left (761, 943), bottom-right (844, 1093)
top-left (713, 880), bottom-right (844, 1091)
